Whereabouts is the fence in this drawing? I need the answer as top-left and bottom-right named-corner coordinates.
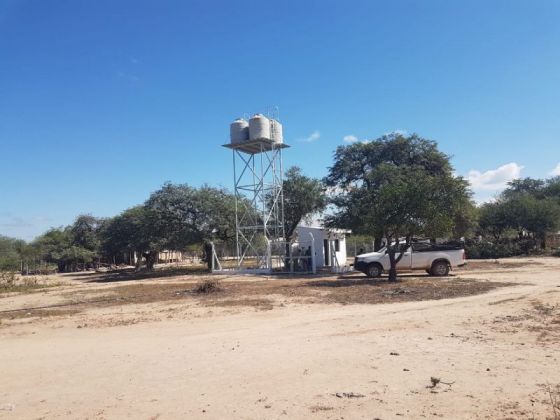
top-left (211, 233), bottom-right (317, 274)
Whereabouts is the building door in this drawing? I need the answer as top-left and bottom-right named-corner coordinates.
top-left (323, 239), bottom-right (329, 266)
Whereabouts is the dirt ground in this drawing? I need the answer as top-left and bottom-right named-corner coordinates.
top-left (1, 258), bottom-right (559, 419)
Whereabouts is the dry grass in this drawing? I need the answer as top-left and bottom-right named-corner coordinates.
top-left (193, 278), bottom-right (222, 294)
top-left (0, 269), bottom-right (516, 328)
top-left (0, 307), bottom-right (79, 321)
top-left (3, 275), bottom-right (512, 321)
top-left (0, 272), bottom-right (61, 295)
top-left (456, 260), bottom-right (543, 271)
top-left (205, 298), bottom-right (274, 311)
top-left (490, 299), bottom-right (560, 343)
top-left (309, 405), bottom-right (335, 413)
top-left (220, 276), bottom-right (514, 306)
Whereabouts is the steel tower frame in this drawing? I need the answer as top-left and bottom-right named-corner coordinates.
top-left (223, 137), bottom-right (288, 270)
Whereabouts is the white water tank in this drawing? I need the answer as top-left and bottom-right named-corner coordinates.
top-left (230, 118), bottom-right (249, 144)
top-left (249, 114), bottom-right (271, 141)
top-left (270, 119), bottom-right (283, 144)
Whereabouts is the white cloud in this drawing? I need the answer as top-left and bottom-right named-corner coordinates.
top-left (299, 130), bottom-right (320, 142)
top-left (550, 163), bottom-right (560, 176)
top-left (343, 135), bottom-right (358, 143)
top-left (468, 162), bottom-right (524, 191)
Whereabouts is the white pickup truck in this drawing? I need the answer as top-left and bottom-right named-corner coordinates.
top-left (353, 242), bottom-right (466, 277)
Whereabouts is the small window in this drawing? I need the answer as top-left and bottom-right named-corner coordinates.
top-left (334, 239), bottom-right (340, 252)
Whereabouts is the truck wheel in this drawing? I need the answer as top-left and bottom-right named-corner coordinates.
top-left (430, 261), bottom-right (450, 277)
top-left (366, 263), bottom-right (382, 278)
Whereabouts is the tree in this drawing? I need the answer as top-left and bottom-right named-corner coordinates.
top-left (326, 133), bottom-right (471, 281)
top-left (522, 197), bottom-right (560, 247)
top-left (32, 227), bottom-right (96, 272)
top-left (480, 177), bottom-right (560, 249)
top-left (478, 202), bottom-right (512, 240)
top-left (543, 176), bottom-right (560, 202)
top-left (282, 166), bottom-right (327, 240)
top-left (0, 235), bottom-right (26, 271)
top-left (478, 192), bottom-right (560, 249)
top-left (326, 133), bottom-right (456, 250)
top-left (100, 206), bottom-right (155, 267)
top-left (144, 183), bottom-right (238, 269)
top-left (452, 198), bottom-right (479, 239)
top-left (71, 215), bottom-right (104, 251)
top-left (502, 178), bottom-right (545, 200)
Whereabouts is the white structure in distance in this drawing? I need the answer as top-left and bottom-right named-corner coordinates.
top-left (295, 224), bottom-right (351, 271)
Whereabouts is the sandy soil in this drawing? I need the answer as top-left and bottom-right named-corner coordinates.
top-left (1, 258), bottom-right (559, 419)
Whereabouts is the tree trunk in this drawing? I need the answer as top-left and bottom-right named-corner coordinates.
top-left (386, 235), bottom-right (398, 282)
top-left (145, 251), bottom-right (158, 270)
top-left (135, 251), bottom-right (142, 270)
top-left (204, 242), bottom-right (213, 271)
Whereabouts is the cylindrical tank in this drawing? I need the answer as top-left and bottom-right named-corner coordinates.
top-left (249, 114), bottom-right (271, 141)
top-left (230, 118), bottom-right (249, 144)
top-left (270, 119), bottom-right (283, 144)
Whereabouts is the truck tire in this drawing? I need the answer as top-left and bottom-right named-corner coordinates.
top-left (430, 260), bottom-right (450, 277)
top-left (366, 263), bottom-right (383, 278)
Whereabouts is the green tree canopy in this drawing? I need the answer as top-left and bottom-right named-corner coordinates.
top-left (100, 206), bottom-right (155, 264)
top-left (0, 235), bottom-right (26, 271)
top-left (326, 133), bottom-right (471, 281)
top-left (282, 166), bottom-right (327, 240)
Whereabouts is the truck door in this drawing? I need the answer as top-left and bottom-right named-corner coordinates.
top-left (396, 245), bottom-right (412, 270)
top-left (411, 242), bottom-right (433, 269)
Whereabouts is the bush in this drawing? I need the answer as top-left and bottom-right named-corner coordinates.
top-left (464, 238), bottom-right (537, 259)
top-left (193, 278), bottom-right (222, 294)
top-left (552, 248), bottom-right (560, 257)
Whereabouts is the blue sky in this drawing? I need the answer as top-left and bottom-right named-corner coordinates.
top-left (1, 0), bottom-right (560, 240)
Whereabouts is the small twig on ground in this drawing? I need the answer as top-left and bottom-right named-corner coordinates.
top-left (428, 377), bottom-right (455, 389)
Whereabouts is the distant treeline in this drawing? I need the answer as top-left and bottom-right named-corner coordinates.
top-left (0, 166), bottom-right (327, 273)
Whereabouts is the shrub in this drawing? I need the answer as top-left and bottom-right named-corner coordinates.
top-left (0, 271), bottom-right (16, 285)
top-left (464, 238), bottom-right (537, 259)
top-left (193, 278), bottom-right (222, 294)
top-left (552, 248), bottom-right (560, 257)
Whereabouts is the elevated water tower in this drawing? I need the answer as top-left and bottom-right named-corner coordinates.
top-left (223, 108), bottom-right (288, 271)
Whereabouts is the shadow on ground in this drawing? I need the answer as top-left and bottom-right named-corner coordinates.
top-left (62, 266), bottom-right (210, 284)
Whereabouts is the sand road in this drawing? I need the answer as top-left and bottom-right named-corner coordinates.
top-left (1, 258), bottom-right (559, 419)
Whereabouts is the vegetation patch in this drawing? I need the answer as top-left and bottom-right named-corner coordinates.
top-left (193, 278), bottom-right (222, 294)
top-left (0, 272), bottom-right (60, 295)
top-left (0, 272), bottom-right (516, 329)
top-left (456, 260), bottom-right (543, 272)
top-left (0, 307), bottom-right (79, 321)
top-left (205, 298), bottom-right (274, 311)
top-left (490, 299), bottom-right (560, 343)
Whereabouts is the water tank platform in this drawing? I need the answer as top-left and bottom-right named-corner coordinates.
top-left (223, 138), bottom-right (289, 154)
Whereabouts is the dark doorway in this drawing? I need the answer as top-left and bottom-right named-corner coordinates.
top-left (323, 239), bottom-right (329, 266)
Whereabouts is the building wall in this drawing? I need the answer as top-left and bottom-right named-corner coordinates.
top-left (295, 226), bottom-right (348, 268)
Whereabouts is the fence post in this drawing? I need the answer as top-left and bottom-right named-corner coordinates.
top-left (210, 242), bottom-right (222, 272)
top-left (309, 233), bottom-right (316, 274)
top-left (266, 239), bottom-right (272, 270)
